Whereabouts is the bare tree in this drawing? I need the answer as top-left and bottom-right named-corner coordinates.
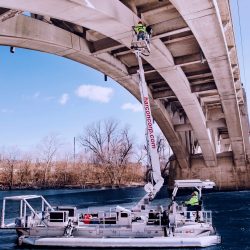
top-left (17, 156), bottom-right (32, 187)
top-left (156, 133), bottom-right (171, 177)
top-left (143, 133), bottom-right (171, 182)
top-left (0, 130), bottom-right (145, 189)
top-left (1, 147), bottom-right (20, 189)
top-left (32, 159), bottom-right (44, 186)
top-left (37, 133), bottom-right (63, 187)
top-left (54, 153), bottom-right (77, 186)
top-left (78, 119), bottom-right (134, 186)
top-left (134, 144), bottom-right (147, 164)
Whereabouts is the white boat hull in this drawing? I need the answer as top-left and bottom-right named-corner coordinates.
top-left (21, 235), bottom-right (221, 248)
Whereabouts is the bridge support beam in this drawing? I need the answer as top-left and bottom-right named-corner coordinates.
top-left (168, 152), bottom-right (250, 190)
top-left (169, 0), bottom-right (248, 167)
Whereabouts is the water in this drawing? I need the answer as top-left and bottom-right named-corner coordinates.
top-left (0, 187), bottom-right (249, 250)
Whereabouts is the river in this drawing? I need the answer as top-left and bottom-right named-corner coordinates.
top-left (0, 187), bottom-right (249, 249)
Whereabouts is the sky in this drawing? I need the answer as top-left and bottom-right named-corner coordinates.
top-left (230, 0), bottom-right (250, 96)
top-left (0, 0), bottom-right (249, 155)
top-left (0, 47), bottom-right (146, 153)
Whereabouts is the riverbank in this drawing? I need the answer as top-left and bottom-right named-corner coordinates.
top-left (0, 182), bottom-right (144, 191)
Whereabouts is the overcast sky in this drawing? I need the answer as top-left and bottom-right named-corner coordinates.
top-left (0, 0), bottom-right (249, 154)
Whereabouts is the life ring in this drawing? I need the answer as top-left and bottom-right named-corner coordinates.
top-left (82, 214), bottom-right (92, 224)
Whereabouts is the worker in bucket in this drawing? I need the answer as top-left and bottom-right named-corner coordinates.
top-left (134, 21), bottom-right (147, 41)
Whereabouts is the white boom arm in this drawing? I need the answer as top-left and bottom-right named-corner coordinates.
top-left (133, 50), bottom-right (164, 210)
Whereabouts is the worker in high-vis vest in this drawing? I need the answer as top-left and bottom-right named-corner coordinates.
top-left (134, 21), bottom-right (147, 41)
top-left (185, 191), bottom-right (199, 206)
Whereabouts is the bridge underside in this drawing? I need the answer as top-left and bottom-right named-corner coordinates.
top-left (0, 0), bottom-right (249, 189)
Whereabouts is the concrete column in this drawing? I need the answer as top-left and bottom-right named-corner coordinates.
top-left (168, 152), bottom-right (250, 190)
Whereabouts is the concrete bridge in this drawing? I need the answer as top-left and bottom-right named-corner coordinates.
top-left (0, 0), bottom-right (249, 189)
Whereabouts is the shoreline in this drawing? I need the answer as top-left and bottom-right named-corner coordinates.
top-left (1, 184), bottom-right (250, 192)
top-left (0, 183), bottom-right (145, 191)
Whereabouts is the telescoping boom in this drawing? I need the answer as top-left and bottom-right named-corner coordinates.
top-left (133, 48), bottom-right (164, 210)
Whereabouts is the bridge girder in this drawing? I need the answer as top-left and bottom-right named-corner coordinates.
top-left (169, 0), bottom-right (249, 166)
top-left (0, 0), bottom-right (248, 168)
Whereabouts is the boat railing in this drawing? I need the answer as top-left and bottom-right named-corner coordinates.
top-left (1, 195), bottom-right (53, 228)
top-left (200, 210), bottom-right (213, 224)
top-left (77, 211), bottom-right (165, 228)
top-left (83, 205), bottom-right (163, 215)
top-left (173, 203), bottom-right (213, 224)
top-left (175, 210), bottom-right (213, 224)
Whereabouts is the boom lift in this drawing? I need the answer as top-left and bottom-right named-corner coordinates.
top-left (132, 38), bottom-right (164, 211)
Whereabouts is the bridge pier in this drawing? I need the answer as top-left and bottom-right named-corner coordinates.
top-left (168, 152), bottom-right (250, 190)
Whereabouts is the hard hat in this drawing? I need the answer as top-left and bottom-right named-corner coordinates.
top-left (192, 191), bottom-right (198, 196)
